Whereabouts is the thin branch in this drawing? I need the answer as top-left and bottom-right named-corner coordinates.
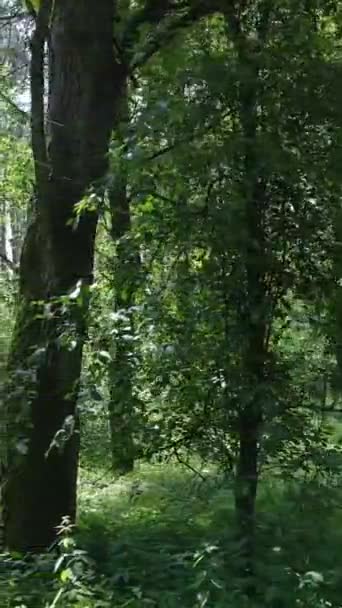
top-left (122, 0), bottom-right (179, 49)
top-left (141, 107), bottom-right (231, 163)
top-left (0, 253), bottom-right (18, 273)
top-left (321, 408), bottom-right (342, 414)
top-left (129, 189), bottom-right (178, 205)
top-left (147, 141), bottom-right (180, 161)
top-left (174, 448), bottom-right (207, 481)
top-left (0, 91), bottom-right (29, 122)
top-left (0, 12), bottom-right (27, 22)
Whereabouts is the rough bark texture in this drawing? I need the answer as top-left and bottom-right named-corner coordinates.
top-left (2, 0), bottom-right (125, 551)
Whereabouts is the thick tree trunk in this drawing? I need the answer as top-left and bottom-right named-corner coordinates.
top-left (108, 91), bottom-right (138, 475)
top-left (2, 0), bottom-right (125, 551)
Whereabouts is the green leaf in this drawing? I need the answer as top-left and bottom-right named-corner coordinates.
top-left (60, 567), bottom-right (73, 583)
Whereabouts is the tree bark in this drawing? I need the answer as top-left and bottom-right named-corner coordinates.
top-left (2, 0), bottom-right (125, 551)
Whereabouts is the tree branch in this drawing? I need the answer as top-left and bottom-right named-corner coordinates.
top-left (0, 253), bottom-right (18, 273)
top-left (122, 0), bottom-right (180, 48)
top-left (0, 11), bottom-right (27, 22)
top-left (122, 0), bottom-right (226, 70)
top-left (0, 91), bottom-right (29, 122)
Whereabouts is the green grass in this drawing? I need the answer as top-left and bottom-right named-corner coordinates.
top-left (77, 463), bottom-right (232, 603)
top-left (2, 461), bottom-right (342, 607)
top-left (76, 462), bottom-right (342, 607)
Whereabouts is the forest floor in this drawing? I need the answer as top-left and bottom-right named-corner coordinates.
top-left (77, 461), bottom-right (342, 607)
top-left (2, 461), bottom-right (342, 607)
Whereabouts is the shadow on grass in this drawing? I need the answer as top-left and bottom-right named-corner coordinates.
top-left (78, 463), bottom-right (234, 600)
top-left (77, 463), bottom-right (342, 606)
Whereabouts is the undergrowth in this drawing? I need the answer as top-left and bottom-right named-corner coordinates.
top-left (1, 461), bottom-right (342, 607)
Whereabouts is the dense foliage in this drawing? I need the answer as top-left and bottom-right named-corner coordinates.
top-left (2, 0), bottom-right (342, 606)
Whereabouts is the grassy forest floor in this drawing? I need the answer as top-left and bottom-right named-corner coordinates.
top-left (2, 460), bottom-right (342, 607)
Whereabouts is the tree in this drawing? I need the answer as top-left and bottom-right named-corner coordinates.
top-left (117, 0), bottom-right (342, 585)
top-left (2, 0), bottom-right (123, 552)
top-left (1, 0), bottom-right (226, 552)
top-left (107, 85), bottom-right (139, 475)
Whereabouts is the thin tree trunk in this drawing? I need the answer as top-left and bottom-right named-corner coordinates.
top-left (227, 12), bottom-right (269, 584)
top-left (107, 84), bottom-right (138, 474)
top-left (331, 204), bottom-right (342, 393)
top-left (4, 202), bottom-right (14, 271)
top-left (2, 0), bottom-right (125, 551)
top-left (234, 413), bottom-right (259, 571)
top-left (0, 200), bottom-right (6, 271)
top-left (0, 201), bottom-right (14, 275)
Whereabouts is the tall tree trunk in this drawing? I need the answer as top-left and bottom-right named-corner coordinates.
top-left (108, 84), bottom-right (138, 474)
top-left (227, 14), bottom-right (269, 583)
top-left (1, 0), bottom-right (125, 552)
